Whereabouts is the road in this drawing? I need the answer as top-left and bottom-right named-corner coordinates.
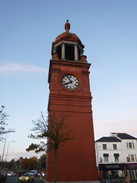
top-left (2, 176), bottom-right (45, 183)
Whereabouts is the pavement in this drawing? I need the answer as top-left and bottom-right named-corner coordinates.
top-left (41, 178), bottom-right (126, 183)
top-left (41, 177), bottom-right (137, 183)
top-left (41, 177), bottom-right (47, 183)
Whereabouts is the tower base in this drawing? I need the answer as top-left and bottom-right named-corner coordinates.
top-left (46, 181), bottom-right (100, 183)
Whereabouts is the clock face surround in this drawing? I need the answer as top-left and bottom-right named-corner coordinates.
top-left (62, 74), bottom-right (79, 90)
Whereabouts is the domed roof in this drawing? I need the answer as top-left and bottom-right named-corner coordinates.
top-left (54, 20), bottom-right (84, 49)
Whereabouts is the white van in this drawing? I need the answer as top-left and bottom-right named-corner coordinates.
top-left (29, 170), bottom-right (38, 177)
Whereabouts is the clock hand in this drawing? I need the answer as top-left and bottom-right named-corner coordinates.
top-left (64, 80), bottom-right (72, 85)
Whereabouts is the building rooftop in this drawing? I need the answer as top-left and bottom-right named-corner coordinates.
top-left (111, 133), bottom-right (137, 139)
top-left (96, 136), bottom-right (121, 142)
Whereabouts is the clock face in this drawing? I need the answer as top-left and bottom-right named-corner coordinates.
top-left (62, 75), bottom-right (79, 89)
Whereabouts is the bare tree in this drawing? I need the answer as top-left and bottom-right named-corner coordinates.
top-left (0, 105), bottom-right (15, 141)
top-left (26, 111), bottom-right (73, 183)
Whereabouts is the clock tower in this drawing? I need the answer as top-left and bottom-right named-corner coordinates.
top-left (46, 21), bottom-right (98, 183)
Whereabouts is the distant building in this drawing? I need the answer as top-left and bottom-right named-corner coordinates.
top-left (95, 133), bottom-right (137, 181)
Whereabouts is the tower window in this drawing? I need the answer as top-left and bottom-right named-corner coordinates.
top-left (56, 45), bottom-right (61, 59)
top-left (65, 44), bottom-right (74, 61)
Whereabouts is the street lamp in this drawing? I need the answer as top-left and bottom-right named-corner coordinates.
top-left (5, 140), bottom-right (15, 167)
top-left (0, 134), bottom-right (7, 170)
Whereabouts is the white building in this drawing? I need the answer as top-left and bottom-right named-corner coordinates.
top-left (95, 133), bottom-right (137, 180)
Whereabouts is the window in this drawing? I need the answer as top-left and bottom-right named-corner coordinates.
top-left (103, 144), bottom-right (107, 150)
top-left (128, 155), bottom-right (131, 162)
top-left (114, 154), bottom-right (119, 162)
top-left (56, 45), bottom-right (61, 59)
top-left (65, 44), bottom-right (74, 61)
top-left (104, 156), bottom-right (108, 162)
top-left (126, 142), bottom-right (134, 149)
top-left (129, 143), bottom-right (132, 148)
top-left (113, 144), bottom-right (117, 150)
top-left (128, 154), bottom-right (136, 162)
top-left (115, 156), bottom-right (119, 162)
top-left (131, 155), bottom-right (135, 162)
top-left (103, 154), bottom-right (109, 162)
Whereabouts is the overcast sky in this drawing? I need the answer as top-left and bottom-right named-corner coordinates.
top-left (0, 0), bottom-right (137, 162)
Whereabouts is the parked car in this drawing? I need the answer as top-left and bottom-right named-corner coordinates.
top-left (0, 171), bottom-right (7, 182)
top-left (29, 170), bottom-right (38, 177)
top-left (7, 171), bottom-right (16, 177)
top-left (19, 173), bottom-right (34, 182)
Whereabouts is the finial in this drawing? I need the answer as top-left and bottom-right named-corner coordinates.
top-left (65, 20), bottom-right (70, 33)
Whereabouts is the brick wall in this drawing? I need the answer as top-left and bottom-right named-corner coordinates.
top-left (46, 59), bottom-right (98, 181)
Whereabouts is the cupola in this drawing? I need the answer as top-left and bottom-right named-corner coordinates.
top-left (52, 20), bottom-right (87, 62)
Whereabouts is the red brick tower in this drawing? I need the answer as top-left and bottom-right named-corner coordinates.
top-left (46, 21), bottom-right (98, 183)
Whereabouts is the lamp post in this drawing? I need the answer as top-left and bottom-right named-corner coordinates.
top-left (5, 140), bottom-right (15, 168)
top-left (0, 134), bottom-right (7, 170)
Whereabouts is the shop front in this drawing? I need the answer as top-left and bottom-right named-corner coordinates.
top-left (99, 163), bottom-right (137, 181)
top-left (125, 163), bottom-right (137, 181)
top-left (99, 163), bottom-right (125, 179)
